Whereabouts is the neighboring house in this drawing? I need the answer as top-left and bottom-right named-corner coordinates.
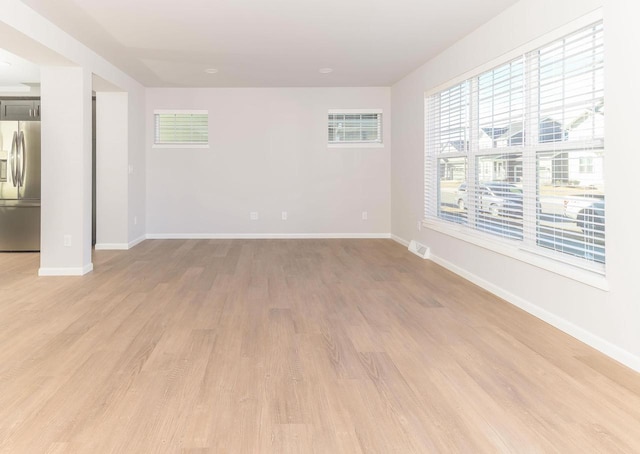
top-left (540, 102), bottom-right (605, 186)
top-left (476, 152), bottom-right (522, 182)
top-left (481, 122), bottom-right (525, 148)
top-left (439, 140), bottom-right (468, 181)
top-left (478, 107), bottom-right (604, 187)
top-left (439, 139), bottom-right (468, 154)
top-left (538, 149), bottom-right (604, 187)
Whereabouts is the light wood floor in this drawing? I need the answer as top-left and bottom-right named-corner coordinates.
top-left (1, 239), bottom-right (640, 453)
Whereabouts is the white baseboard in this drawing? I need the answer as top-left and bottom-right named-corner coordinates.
top-left (95, 243), bottom-right (129, 250)
top-left (128, 235), bottom-right (146, 249)
top-left (145, 233), bottom-right (392, 240)
top-left (95, 236), bottom-right (146, 250)
top-left (390, 234), bottom-right (410, 247)
top-left (429, 252), bottom-right (640, 374)
top-left (38, 263), bottom-right (93, 276)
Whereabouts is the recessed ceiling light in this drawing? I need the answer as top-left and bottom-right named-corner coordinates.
top-left (319, 68), bottom-right (333, 74)
top-left (205, 68), bottom-right (218, 74)
top-left (0, 61), bottom-right (11, 67)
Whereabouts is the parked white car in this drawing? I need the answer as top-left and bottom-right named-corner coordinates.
top-left (563, 193), bottom-right (605, 219)
top-left (456, 182), bottom-right (523, 218)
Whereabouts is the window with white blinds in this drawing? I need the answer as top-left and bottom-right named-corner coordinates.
top-left (328, 110), bottom-right (382, 145)
top-left (424, 21), bottom-right (604, 272)
top-left (154, 110), bottom-right (209, 146)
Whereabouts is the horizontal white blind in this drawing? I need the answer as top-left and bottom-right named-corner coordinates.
top-left (328, 112), bottom-right (382, 144)
top-left (435, 82), bottom-right (470, 153)
top-left (530, 22), bottom-right (604, 266)
top-left (425, 21), bottom-right (604, 272)
top-left (478, 58), bottom-right (525, 149)
top-left (472, 58), bottom-right (526, 241)
top-left (154, 111), bottom-right (208, 145)
top-left (424, 82), bottom-right (469, 223)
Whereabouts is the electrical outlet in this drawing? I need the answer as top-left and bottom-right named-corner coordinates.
top-left (63, 235), bottom-right (71, 247)
top-left (250, 212), bottom-right (259, 220)
top-left (417, 220), bottom-right (422, 231)
top-left (128, 164), bottom-right (134, 174)
top-left (134, 216), bottom-right (138, 225)
top-left (362, 211), bottom-right (368, 221)
top-left (282, 211), bottom-right (288, 221)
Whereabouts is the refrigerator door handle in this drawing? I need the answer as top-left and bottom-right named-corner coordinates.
top-left (10, 131), bottom-right (18, 187)
top-left (19, 130), bottom-right (26, 187)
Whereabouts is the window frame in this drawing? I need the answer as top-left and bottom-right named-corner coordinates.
top-left (153, 109), bottom-right (209, 149)
top-left (579, 157), bottom-right (595, 174)
top-left (422, 10), bottom-right (607, 289)
top-left (327, 109), bottom-right (384, 148)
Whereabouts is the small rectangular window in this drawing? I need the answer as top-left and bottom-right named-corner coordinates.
top-left (328, 109), bottom-right (382, 146)
top-left (579, 157), bottom-right (594, 173)
top-left (153, 110), bottom-right (208, 147)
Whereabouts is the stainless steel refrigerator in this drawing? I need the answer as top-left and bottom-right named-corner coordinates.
top-left (0, 121), bottom-right (41, 251)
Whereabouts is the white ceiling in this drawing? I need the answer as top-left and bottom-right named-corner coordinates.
top-left (0, 48), bottom-right (40, 93)
top-left (18, 0), bottom-right (520, 88)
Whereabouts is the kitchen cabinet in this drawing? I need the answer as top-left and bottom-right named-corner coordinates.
top-left (0, 99), bottom-right (40, 121)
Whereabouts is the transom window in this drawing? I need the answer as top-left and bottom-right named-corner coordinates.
top-left (424, 21), bottom-right (604, 272)
top-left (154, 110), bottom-right (209, 147)
top-left (328, 109), bottom-right (382, 146)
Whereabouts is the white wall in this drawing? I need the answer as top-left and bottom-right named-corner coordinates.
top-left (391, 0), bottom-right (640, 371)
top-left (146, 87), bottom-right (390, 237)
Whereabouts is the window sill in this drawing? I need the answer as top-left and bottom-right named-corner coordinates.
top-left (421, 219), bottom-right (609, 291)
top-left (327, 143), bottom-right (384, 149)
top-left (152, 144), bottom-right (209, 149)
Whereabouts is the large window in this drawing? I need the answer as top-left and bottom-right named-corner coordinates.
top-left (328, 109), bottom-right (382, 146)
top-left (153, 110), bottom-right (209, 147)
top-left (425, 21), bottom-right (604, 272)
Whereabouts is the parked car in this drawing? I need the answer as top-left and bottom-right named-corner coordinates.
top-left (576, 200), bottom-right (605, 236)
top-left (564, 193), bottom-right (605, 219)
top-left (456, 182), bottom-right (523, 218)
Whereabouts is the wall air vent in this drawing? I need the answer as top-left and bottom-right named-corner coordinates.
top-left (408, 240), bottom-right (430, 259)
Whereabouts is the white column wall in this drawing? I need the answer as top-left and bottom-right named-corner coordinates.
top-left (39, 66), bottom-right (93, 275)
top-left (95, 91), bottom-right (129, 249)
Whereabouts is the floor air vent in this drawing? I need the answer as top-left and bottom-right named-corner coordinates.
top-left (408, 240), bottom-right (430, 259)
